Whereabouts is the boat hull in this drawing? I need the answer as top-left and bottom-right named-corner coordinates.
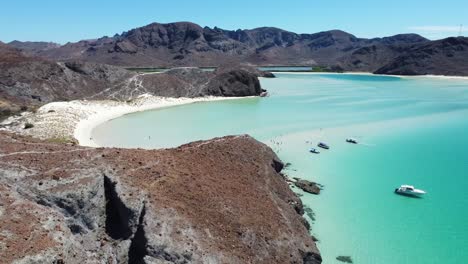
top-left (394, 188), bottom-right (426, 197)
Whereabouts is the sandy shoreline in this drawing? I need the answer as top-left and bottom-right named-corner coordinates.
top-left (271, 71), bottom-right (468, 80)
top-left (74, 95), bottom-right (251, 147)
top-left (1, 95), bottom-right (250, 147)
top-left (2, 72), bottom-right (467, 148)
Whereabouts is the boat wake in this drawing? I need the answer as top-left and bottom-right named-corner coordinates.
top-left (359, 142), bottom-right (376, 147)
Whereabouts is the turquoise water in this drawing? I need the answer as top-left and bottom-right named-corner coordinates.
top-left (93, 73), bottom-right (468, 263)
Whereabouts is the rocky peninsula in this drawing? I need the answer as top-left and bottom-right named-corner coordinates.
top-left (0, 44), bottom-right (321, 263)
top-left (0, 132), bottom-right (321, 263)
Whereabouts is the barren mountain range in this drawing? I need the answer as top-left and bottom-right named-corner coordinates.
top-left (7, 21), bottom-right (468, 76)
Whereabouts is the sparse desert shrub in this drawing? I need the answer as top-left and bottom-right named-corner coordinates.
top-left (24, 122), bottom-right (34, 129)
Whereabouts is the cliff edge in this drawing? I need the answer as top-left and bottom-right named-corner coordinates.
top-left (0, 132), bottom-right (320, 263)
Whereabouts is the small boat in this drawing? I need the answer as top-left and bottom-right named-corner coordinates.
top-left (318, 142), bottom-right (330, 149)
top-left (346, 138), bottom-right (358, 144)
top-left (309, 148), bottom-right (320, 154)
top-left (394, 185), bottom-right (426, 197)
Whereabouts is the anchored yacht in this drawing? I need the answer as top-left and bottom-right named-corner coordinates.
top-left (318, 142), bottom-right (330, 149)
top-left (395, 185), bottom-right (426, 197)
top-left (309, 148), bottom-right (320, 154)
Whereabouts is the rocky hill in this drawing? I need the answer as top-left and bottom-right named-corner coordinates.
top-left (374, 37), bottom-right (468, 75)
top-left (0, 131), bottom-right (321, 263)
top-left (0, 41), bottom-right (31, 62)
top-left (336, 41), bottom-right (415, 72)
top-left (17, 22), bottom-right (429, 69)
top-left (7, 40), bottom-right (61, 56)
top-left (0, 45), bottom-right (267, 120)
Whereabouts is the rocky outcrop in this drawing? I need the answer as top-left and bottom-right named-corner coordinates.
top-left (15, 22), bottom-right (429, 69)
top-left (216, 63), bottom-right (276, 78)
top-left (294, 180), bottom-right (321, 195)
top-left (336, 256), bottom-right (353, 263)
top-left (0, 132), bottom-right (321, 263)
top-left (0, 57), bottom-right (135, 117)
top-left (136, 67), bottom-right (263, 97)
top-left (204, 68), bottom-right (262, 96)
top-left (374, 37), bottom-right (468, 76)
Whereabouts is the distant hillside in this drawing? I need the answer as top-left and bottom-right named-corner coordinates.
top-left (13, 22), bottom-right (428, 69)
top-left (7, 40), bottom-right (61, 56)
top-left (374, 37), bottom-right (468, 76)
top-left (0, 41), bottom-right (29, 62)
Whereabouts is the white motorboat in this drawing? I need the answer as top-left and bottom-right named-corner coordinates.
top-left (394, 185), bottom-right (426, 197)
top-left (309, 148), bottom-right (320, 154)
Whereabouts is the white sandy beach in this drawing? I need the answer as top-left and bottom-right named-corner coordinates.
top-left (271, 71), bottom-right (468, 80)
top-left (1, 95), bottom-right (249, 147)
top-left (2, 72), bottom-right (467, 148)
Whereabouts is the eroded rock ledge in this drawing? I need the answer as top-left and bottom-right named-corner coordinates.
top-left (0, 132), bottom-right (321, 263)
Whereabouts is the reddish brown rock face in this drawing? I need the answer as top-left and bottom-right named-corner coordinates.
top-left (0, 132), bottom-right (321, 263)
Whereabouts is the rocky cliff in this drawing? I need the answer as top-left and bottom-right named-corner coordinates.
top-left (0, 131), bottom-right (321, 263)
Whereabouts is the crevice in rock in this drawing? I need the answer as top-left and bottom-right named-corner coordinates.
top-left (301, 250), bottom-right (323, 264)
top-left (271, 158), bottom-right (284, 173)
top-left (128, 204), bottom-right (148, 264)
top-left (104, 175), bottom-right (134, 240)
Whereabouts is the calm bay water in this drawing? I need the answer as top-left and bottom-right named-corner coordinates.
top-left (93, 73), bottom-right (468, 263)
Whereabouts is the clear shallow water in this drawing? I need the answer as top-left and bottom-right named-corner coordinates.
top-left (93, 73), bottom-right (468, 263)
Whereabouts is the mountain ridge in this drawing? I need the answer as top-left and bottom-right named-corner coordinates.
top-left (7, 22), bottom-right (429, 68)
top-left (5, 21), bottom-right (468, 76)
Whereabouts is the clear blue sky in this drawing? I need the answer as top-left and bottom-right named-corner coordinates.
top-left (1, 0), bottom-right (467, 44)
